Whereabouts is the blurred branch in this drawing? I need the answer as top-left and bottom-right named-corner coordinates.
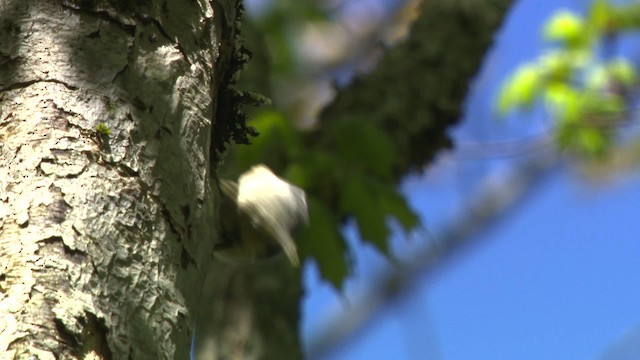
top-left (599, 324), bottom-right (640, 360)
top-left (316, 0), bottom-right (514, 176)
top-left (306, 147), bottom-right (561, 359)
top-left (455, 130), bottom-right (555, 159)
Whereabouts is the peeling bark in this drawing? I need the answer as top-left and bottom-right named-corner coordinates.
top-left (0, 0), bottom-right (217, 358)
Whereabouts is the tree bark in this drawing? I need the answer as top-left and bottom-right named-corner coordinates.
top-left (195, 261), bottom-right (302, 360)
top-left (0, 0), bottom-right (513, 358)
top-left (0, 0), bottom-right (217, 358)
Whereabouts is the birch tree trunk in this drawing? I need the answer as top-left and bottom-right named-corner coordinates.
top-left (0, 0), bottom-right (513, 358)
top-left (0, 0), bottom-right (219, 357)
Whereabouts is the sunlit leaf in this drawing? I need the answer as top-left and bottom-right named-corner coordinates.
top-left (586, 65), bottom-right (608, 91)
top-left (544, 83), bottom-right (581, 121)
top-left (496, 0), bottom-right (638, 161)
top-left (540, 51), bottom-right (577, 81)
top-left (544, 10), bottom-right (587, 47)
top-left (497, 64), bottom-right (542, 114)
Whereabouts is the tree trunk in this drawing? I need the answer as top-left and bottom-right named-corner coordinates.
top-left (194, 261), bottom-right (302, 360)
top-left (0, 0), bottom-right (513, 358)
top-left (0, 0), bottom-right (217, 357)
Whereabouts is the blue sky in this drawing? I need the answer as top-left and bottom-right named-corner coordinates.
top-left (301, 0), bottom-right (640, 359)
top-left (423, 169), bottom-right (640, 359)
top-left (311, 169), bottom-right (640, 359)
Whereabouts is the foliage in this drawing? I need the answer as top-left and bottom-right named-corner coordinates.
top-left (230, 110), bottom-right (419, 288)
top-left (229, 0), bottom-right (510, 289)
top-left (497, 0), bottom-right (640, 158)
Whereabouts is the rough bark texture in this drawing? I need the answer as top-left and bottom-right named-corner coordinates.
top-left (0, 0), bottom-right (217, 358)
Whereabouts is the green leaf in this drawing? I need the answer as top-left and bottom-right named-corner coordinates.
top-left (579, 92), bottom-right (623, 119)
top-left (595, 95), bottom-right (624, 116)
top-left (544, 83), bottom-right (581, 121)
top-left (298, 198), bottom-right (350, 290)
top-left (540, 51), bottom-right (582, 81)
top-left (608, 58), bottom-right (637, 87)
top-left (588, 0), bottom-right (612, 32)
top-left (284, 151), bottom-right (335, 192)
top-left (497, 64), bottom-right (542, 114)
top-left (586, 65), bottom-right (608, 91)
top-left (577, 127), bottom-right (606, 155)
top-left (544, 10), bottom-right (587, 47)
top-left (331, 120), bottom-right (396, 179)
top-left (336, 172), bottom-right (419, 252)
top-left (610, 4), bottom-right (640, 30)
top-left (381, 187), bottom-right (419, 231)
top-left (339, 174), bottom-right (390, 252)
